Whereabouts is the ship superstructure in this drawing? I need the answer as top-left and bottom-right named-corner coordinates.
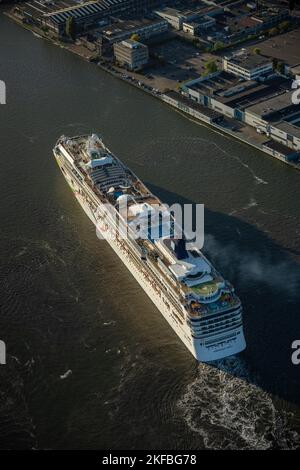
top-left (53, 134), bottom-right (246, 361)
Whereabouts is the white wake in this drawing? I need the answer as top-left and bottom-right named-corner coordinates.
top-left (178, 357), bottom-right (299, 449)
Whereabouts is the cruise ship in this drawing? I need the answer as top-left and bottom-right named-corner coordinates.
top-left (53, 134), bottom-right (246, 361)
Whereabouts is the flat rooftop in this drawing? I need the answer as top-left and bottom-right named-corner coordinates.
top-left (246, 91), bottom-right (295, 117)
top-left (155, 4), bottom-right (217, 19)
top-left (244, 28), bottom-right (300, 68)
top-left (224, 15), bottom-right (261, 34)
top-left (223, 83), bottom-right (274, 108)
top-left (223, 77), bottom-right (290, 109)
top-left (187, 71), bottom-right (244, 94)
top-left (165, 91), bottom-right (223, 120)
top-left (119, 39), bottom-right (146, 49)
top-left (252, 6), bottom-right (289, 22)
top-left (185, 71), bottom-right (278, 105)
top-left (263, 140), bottom-right (299, 157)
top-left (185, 71), bottom-right (291, 110)
top-left (276, 120), bottom-right (300, 139)
top-left (101, 17), bottom-right (167, 39)
top-left (155, 7), bottom-right (184, 19)
top-left (225, 52), bottom-right (272, 69)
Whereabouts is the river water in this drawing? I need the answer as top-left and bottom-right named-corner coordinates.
top-left (0, 13), bottom-right (299, 449)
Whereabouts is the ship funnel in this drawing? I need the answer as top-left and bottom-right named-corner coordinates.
top-left (171, 238), bottom-right (188, 260)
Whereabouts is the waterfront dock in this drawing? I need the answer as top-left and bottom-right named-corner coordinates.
top-left (4, 6), bottom-right (300, 171)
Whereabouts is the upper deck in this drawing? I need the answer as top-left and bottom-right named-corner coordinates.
top-left (55, 134), bottom-right (241, 318)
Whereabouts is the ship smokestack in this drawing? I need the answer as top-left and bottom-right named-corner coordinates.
top-left (171, 238), bottom-right (188, 260)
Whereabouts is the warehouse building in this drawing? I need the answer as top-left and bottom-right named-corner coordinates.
top-left (182, 70), bottom-right (300, 151)
top-left (182, 71), bottom-right (276, 119)
top-left (244, 91), bottom-right (300, 150)
top-left (41, 0), bottom-right (162, 36)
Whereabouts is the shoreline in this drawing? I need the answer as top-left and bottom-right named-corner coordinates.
top-left (4, 10), bottom-right (300, 171)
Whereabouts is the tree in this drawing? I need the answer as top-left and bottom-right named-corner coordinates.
top-left (66, 16), bottom-right (76, 40)
top-left (278, 21), bottom-right (290, 32)
top-left (203, 60), bottom-right (218, 76)
top-left (276, 61), bottom-right (285, 74)
top-left (130, 33), bottom-right (141, 42)
top-left (213, 41), bottom-right (224, 51)
top-left (269, 27), bottom-right (279, 36)
top-left (253, 47), bottom-right (261, 55)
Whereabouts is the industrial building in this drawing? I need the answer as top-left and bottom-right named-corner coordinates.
top-left (244, 28), bottom-right (300, 77)
top-left (35, 0), bottom-right (163, 36)
top-left (113, 39), bottom-right (149, 70)
top-left (223, 51), bottom-right (274, 81)
top-left (245, 91), bottom-right (300, 151)
top-left (154, 5), bottom-right (222, 31)
top-left (182, 69), bottom-right (300, 154)
top-left (163, 91), bottom-right (224, 124)
top-left (154, 8), bottom-right (198, 30)
top-left (182, 16), bottom-right (216, 36)
top-left (101, 17), bottom-right (169, 44)
top-left (182, 71), bottom-right (279, 119)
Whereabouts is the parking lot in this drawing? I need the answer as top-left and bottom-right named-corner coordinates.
top-left (145, 38), bottom-right (221, 92)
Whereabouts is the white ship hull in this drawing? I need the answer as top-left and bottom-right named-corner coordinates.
top-left (59, 164), bottom-right (246, 362)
